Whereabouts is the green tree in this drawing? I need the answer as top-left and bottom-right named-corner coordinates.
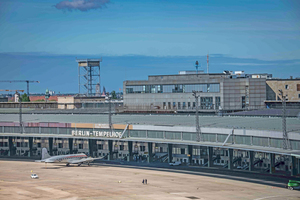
top-left (111, 90), bottom-right (117, 99)
top-left (20, 93), bottom-right (30, 102)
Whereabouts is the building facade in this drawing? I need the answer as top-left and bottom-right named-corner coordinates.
top-left (266, 79), bottom-right (300, 108)
top-left (123, 72), bottom-right (266, 112)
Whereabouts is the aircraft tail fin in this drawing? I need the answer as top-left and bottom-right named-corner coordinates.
top-left (42, 148), bottom-right (51, 160)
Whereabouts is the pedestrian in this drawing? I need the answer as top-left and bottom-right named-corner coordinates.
top-left (145, 179), bottom-right (147, 184)
top-left (142, 179), bottom-right (144, 184)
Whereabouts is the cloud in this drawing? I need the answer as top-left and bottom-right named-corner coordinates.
top-left (54, 0), bottom-right (110, 12)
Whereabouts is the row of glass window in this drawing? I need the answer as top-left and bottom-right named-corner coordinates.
top-left (162, 97), bottom-right (221, 110)
top-left (126, 83), bottom-right (220, 94)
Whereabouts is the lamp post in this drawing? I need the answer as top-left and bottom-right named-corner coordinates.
top-left (278, 90), bottom-right (291, 149)
top-left (192, 90), bottom-right (202, 142)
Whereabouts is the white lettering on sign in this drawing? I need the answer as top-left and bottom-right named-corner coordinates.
top-left (72, 130), bottom-right (121, 138)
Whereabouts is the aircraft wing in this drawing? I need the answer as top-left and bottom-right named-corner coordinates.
top-left (35, 159), bottom-right (55, 163)
top-left (67, 157), bottom-right (104, 164)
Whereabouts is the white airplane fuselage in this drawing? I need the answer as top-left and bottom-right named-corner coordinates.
top-left (43, 154), bottom-right (88, 163)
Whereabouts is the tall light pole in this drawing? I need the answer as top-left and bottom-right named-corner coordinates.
top-left (108, 94), bottom-right (112, 136)
top-left (193, 90), bottom-right (202, 142)
top-left (278, 89), bottom-right (291, 149)
top-left (18, 93), bottom-right (23, 134)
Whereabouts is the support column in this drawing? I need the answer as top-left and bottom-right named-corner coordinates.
top-left (208, 147), bottom-right (213, 167)
top-left (127, 141), bottom-right (133, 162)
top-left (108, 140), bottom-right (113, 161)
top-left (269, 153), bottom-right (275, 174)
top-left (28, 137), bottom-right (33, 157)
top-left (88, 139), bottom-right (97, 157)
top-left (227, 149), bottom-right (233, 170)
top-left (297, 158), bottom-right (300, 174)
top-left (188, 145), bottom-right (193, 164)
top-left (68, 138), bottom-right (73, 154)
top-left (291, 156), bottom-right (297, 176)
top-left (8, 136), bottom-right (16, 156)
top-left (147, 142), bottom-right (153, 163)
top-left (249, 151), bottom-right (254, 171)
top-left (48, 138), bottom-right (53, 156)
top-left (168, 144), bottom-right (173, 163)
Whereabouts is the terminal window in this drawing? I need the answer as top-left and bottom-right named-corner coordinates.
top-left (126, 83), bottom-right (220, 94)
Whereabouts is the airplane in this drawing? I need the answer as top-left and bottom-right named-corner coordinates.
top-left (36, 148), bottom-right (103, 167)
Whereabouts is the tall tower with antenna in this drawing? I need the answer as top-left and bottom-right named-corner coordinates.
top-left (207, 52), bottom-right (209, 74)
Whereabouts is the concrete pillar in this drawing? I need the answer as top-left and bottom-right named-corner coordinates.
top-left (249, 151), bottom-right (254, 171)
top-left (291, 156), bottom-right (298, 176)
top-left (108, 140), bottom-right (113, 161)
top-left (88, 139), bottom-right (97, 157)
top-left (207, 147), bottom-right (213, 167)
top-left (188, 145), bottom-right (193, 164)
top-left (228, 149), bottom-right (233, 170)
top-left (48, 138), bottom-right (53, 156)
top-left (127, 141), bottom-right (133, 162)
top-left (68, 138), bottom-right (73, 154)
top-left (147, 142), bottom-right (153, 163)
top-left (168, 144), bottom-right (173, 163)
top-left (269, 153), bottom-right (275, 174)
top-left (28, 137), bottom-right (33, 157)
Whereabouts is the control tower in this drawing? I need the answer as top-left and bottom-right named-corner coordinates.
top-left (76, 58), bottom-right (102, 96)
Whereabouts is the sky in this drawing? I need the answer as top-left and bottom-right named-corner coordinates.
top-left (0, 0), bottom-right (299, 93)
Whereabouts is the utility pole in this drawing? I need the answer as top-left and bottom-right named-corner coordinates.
top-left (192, 90), bottom-right (201, 142)
top-left (278, 90), bottom-right (291, 149)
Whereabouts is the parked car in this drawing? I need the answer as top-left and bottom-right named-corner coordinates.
top-left (169, 161), bottom-right (182, 166)
top-left (31, 174), bottom-right (39, 179)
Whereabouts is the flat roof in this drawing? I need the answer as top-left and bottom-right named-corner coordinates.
top-left (0, 114), bottom-right (299, 132)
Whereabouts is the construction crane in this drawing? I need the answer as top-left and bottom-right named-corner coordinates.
top-left (0, 80), bottom-right (39, 96)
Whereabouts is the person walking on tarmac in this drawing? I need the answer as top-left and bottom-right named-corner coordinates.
top-left (145, 179), bottom-right (147, 184)
top-left (142, 179), bottom-right (145, 184)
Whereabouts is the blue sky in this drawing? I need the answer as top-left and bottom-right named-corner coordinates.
top-left (0, 0), bottom-right (299, 93)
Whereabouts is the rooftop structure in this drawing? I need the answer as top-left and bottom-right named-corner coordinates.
top-left (76, 58), bottom-right (102, 97)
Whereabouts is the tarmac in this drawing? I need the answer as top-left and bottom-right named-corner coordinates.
top-left (0, 160), bottom-right (299, 200)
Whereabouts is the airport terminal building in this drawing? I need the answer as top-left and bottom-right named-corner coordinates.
top-left (123, 71), bottom-right (268, 112)
top-left (0, 114), bottom-right (299, 176)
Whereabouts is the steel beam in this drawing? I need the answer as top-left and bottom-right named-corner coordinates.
top-left (68, 138), bottom-right (73, 154)
top-left (168, 144), bottom-right (173, 163)
top-left (147, 142), bottom-right (153, 163)
top-left (249, 151), bottom-right (254, 171)
top-left (208, 147), bottom-right (213, 167)
top-left (228, 149), bottom-right (233, 170)
top-left (49, 138), bottom-right (53, 156)
top-left (127, 141), bottom-right (133, 162)
top-left (188, 145), bottom-right (193, 164)
top-left (269, 153), bottom-right (275, 174)
top-left (29, 137), bottom-right (33, 157)
top-left (291, 156), bottom-right (297, 176)
top-left (108, 140), bottom-right (113, 161)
